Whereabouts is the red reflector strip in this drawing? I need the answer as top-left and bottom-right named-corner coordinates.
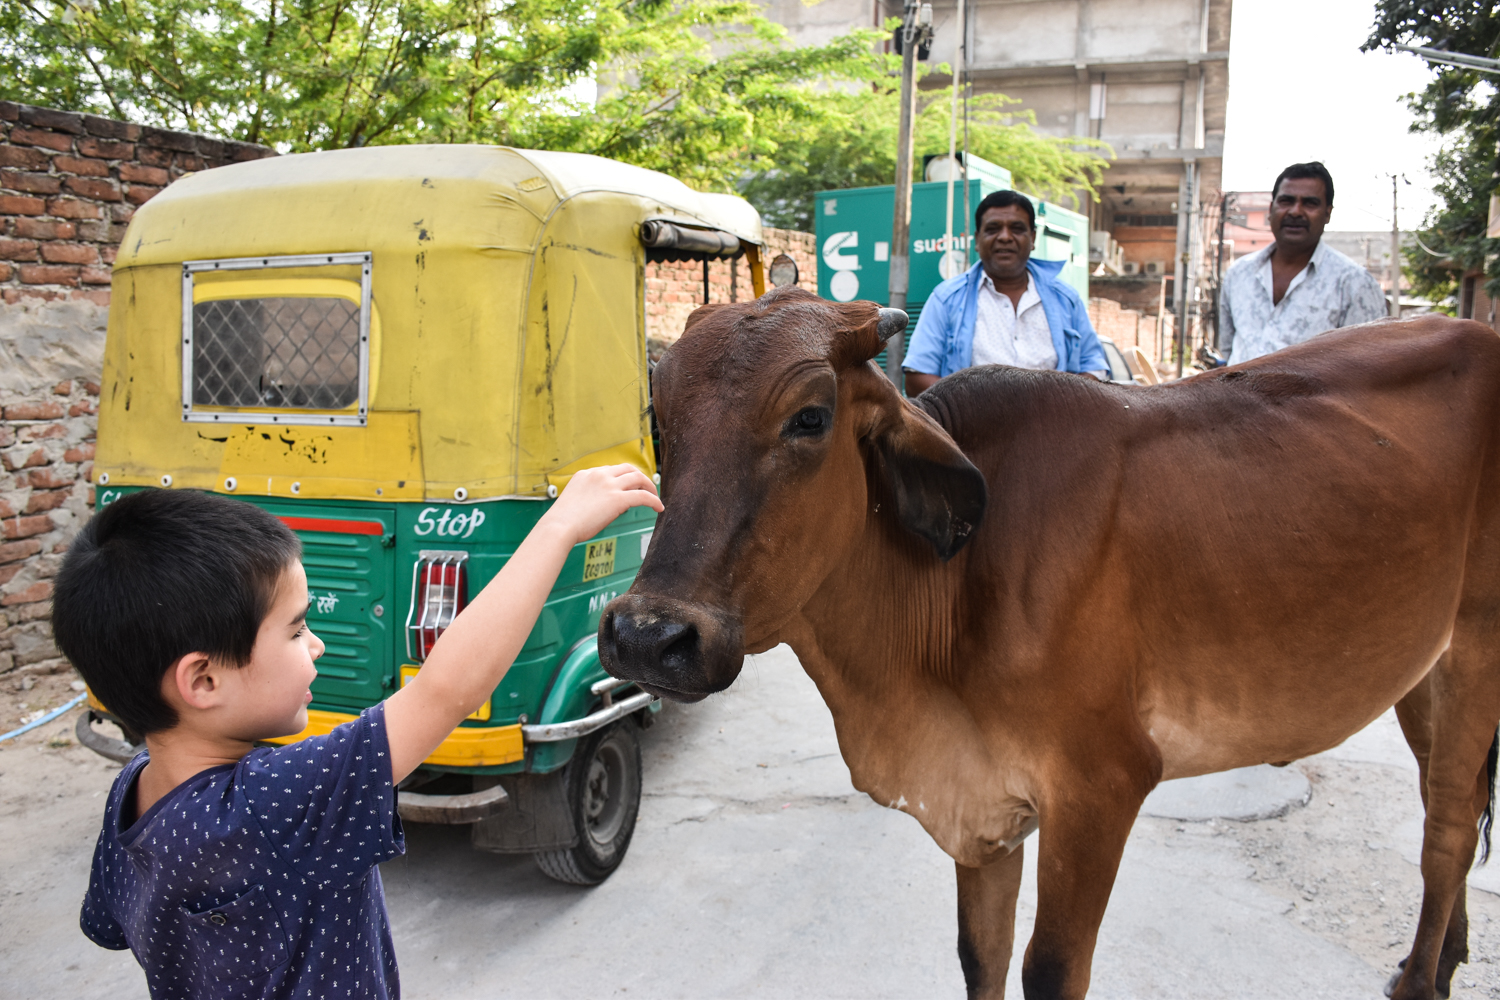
top-left (277, 516), bottom-right (384, 536)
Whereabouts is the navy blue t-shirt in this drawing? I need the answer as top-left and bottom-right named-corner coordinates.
top-left (81, 703), bottom-right (405, 999)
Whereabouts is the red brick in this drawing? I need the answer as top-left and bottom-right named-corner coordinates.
top-left (40, 243), bottom-right (99, 265)
top-left (8, 127), bottom-right (73, 152)
top-left (77, 220), bottom-right (109, 242)
top-left (0, 238), bottom-right (37, 261)
top-left (21, 106), bottom-right (85, 134)
top-left (12, 218), bottom-right (74, 240)
top-left (0, 263), bottom-right (10, 282)
top-left (1, 515), bottom-right (53, 540)
top-left (63, 442), bottom-right (94, 462)
top-left (0, 565), bottom-right (22, 587)
top-left (118, 162), bottom-right (169, 185)
top-left (124, 185), bottom-right (161, 205)
top-left (0, 146), bottom-right (50, 170)
top-left (0, 428), bottom-right (12, 449)
top-left (142, 128), bottom-right (198, 154)
top-left (0, 497), bottom-right (12, 518)
top-left (62, 176), bottom-right (120, 201)
top-left (52, 381), bottom-right (72, 396)
top-left (81, 117), bottom-right (139, 141)
top-left (46, 198), bottom-right (101, 219)
top-left (78, 137), bottom-right (134, 159)
top-left (0, 170), bottom-right (61, 195)
top-left (80, 266), bottom-right (112, 285)
top-left (24, 489), bottom-right (69, 514)
top-left (70, 288), bottom-right (110, 306)
top-left (136, 146), bottom-right (172, 168)
top-left (0, 101), bottom-right (18, 122)
top-left (18, 263), bottom-right (79, 286)
top-left (27, 467), bottom-right (73, 489)
top-left (0, 194), bottom-right (46, 215)
top-left (108, 204), bottom-right (133, 223)
top-left (53, 155), bottom-right (109, 177)
top-left (80, 462), bottom-right (93, 483)
top-left (99, 244), bottom-right (117, 264)
top-left (0, 539), bottom-right (42, 564)
top-left (20, 423), bottom-right (67, 441)
top-left (2, 581), bottom-right (53, 605)
top-left (4, 401), bottom-right (64, 420)
top-left (68, 401), bottom-right (97, 418)
top-left (174, 154), bottom-right (208, 173)
top-left (83, 381), bottom-right (100, 396)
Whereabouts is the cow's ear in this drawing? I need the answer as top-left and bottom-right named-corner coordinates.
top-left (872, 401), bottom-right (986, 561)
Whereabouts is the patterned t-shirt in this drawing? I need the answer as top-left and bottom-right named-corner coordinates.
top-left (80, 703), bottom-right (405, 999)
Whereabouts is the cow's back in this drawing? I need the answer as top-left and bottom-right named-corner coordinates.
top-left (917, 316), bottom-right (1500, 776)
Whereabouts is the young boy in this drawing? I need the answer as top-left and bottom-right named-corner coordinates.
top-left (52, 465), bottom-right (662, 999)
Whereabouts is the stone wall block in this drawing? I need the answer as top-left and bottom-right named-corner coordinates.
top-left (8, 617), bottom-right (56, 661)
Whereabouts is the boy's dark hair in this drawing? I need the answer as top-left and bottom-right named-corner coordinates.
top-left (975, 190), bottom-right (1036, 233)
top-left (1272, 161), bottom-right (1335, 207)
top-left (53, 489), bottom-right (301, 737)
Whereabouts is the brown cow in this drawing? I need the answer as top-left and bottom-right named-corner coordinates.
top-left (600, 286), bottom-right (1500, 1000)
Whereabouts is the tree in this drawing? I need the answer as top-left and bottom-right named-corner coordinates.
top-left (1365, 2), bottom-right (1500, 307)
top-left (0, 0), bottom-right (1109, 222)
top-left (740, 82), bottom-right (1111, 232)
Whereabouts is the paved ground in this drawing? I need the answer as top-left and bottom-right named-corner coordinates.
top-left (4, 646), bottom-right (1500, 998)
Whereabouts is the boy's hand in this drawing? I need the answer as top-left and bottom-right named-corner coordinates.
top-left (542, 464), bottom-right (663, 545)
top-left (383, 463), bottom-right (662, 785)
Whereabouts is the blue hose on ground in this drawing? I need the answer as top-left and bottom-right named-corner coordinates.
top-left (0, 692), bottom-right (86, 743)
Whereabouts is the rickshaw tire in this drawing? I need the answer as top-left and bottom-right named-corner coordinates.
top-left (533, 720), bottom-right (642, 886)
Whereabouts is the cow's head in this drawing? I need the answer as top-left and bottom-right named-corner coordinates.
top-left (599, 287), bottom-right (985, 701)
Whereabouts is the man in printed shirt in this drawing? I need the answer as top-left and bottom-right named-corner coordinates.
top-left (1220, 161), bottom-right (1388, 365)
top-left (903, 190), bottom-right (1108, 395)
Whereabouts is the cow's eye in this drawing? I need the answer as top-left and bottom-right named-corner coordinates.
top-left (787, 407), bottom-right (830, 437)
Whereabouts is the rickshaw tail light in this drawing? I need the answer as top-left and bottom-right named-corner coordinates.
top-left (405, 550), bottom-right (469, 662)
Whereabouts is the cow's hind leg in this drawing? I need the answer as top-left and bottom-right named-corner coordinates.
top-left (1388, 648), bottom-right (1500, 1000)
top-left (956, 844), bottom-right (1025, 1000)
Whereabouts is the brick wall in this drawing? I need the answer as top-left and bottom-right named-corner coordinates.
top-left (646, 228), bottom-right (817, 359)
top-left (0, 102), bottom-right (274, 677)
top-left (0, 101), bottom-right (274, 306)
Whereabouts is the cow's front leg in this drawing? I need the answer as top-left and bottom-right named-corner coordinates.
top-left (956, 843), bottom-right (1025, 999)
top-left (1022, 763), bottom-right (1152, 1000)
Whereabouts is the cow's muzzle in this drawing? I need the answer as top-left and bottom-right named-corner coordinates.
top-left (598, 595), bottom-right (745, 703)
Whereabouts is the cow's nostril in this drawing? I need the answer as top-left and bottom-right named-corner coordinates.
top-left (659, 625), bottom-right (700, 672)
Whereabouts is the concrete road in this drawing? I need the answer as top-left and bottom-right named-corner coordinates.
top-left (6, 644), bottom-right (1500, 998)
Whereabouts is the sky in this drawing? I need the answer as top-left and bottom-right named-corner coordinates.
top-left (1221, 0), bottom-right (1444, 233)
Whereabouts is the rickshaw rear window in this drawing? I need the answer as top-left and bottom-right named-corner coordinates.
top-left (193, 297), bottom-right (360, 409)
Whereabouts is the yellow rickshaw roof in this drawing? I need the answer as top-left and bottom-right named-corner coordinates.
top-left (117, 144), bottom-right (763, 268)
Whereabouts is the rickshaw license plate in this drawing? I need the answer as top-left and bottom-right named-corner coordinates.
top-left (583, 538), bottom-right (617, 581)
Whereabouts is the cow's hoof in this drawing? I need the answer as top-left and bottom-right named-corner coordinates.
top-left (1383, 958), bottom-right (1405, 998)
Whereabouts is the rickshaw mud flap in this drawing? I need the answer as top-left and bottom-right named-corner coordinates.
top-left (521, 690), bottom-right (656, 742)
top-left (397, 782), bottom-right (510, 825)
top-left (77, 711), bottom-right (144, 765)
top-left (470, 770), bottom-right (578, 853)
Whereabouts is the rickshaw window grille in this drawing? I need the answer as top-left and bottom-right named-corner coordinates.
top-left (192, 297), bottom-right (361, 410)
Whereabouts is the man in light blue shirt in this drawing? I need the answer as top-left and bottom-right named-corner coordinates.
top-left (903, 190), bottom-right (1108, 396)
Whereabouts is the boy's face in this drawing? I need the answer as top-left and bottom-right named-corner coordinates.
top-left (221, 561), bottom-right (325, 740)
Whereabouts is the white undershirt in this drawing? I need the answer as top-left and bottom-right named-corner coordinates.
top-left (971, 273), bottom-right (1056, 370)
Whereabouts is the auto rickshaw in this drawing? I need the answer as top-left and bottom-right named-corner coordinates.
top-left (77, 144), bottom-right (768, 884)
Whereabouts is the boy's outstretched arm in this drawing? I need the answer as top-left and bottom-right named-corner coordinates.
top-left (382, 465), bottom-right (663, 784)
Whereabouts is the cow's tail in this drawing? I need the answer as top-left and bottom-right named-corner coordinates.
top-left (1480, 727), bottom-right (1499, 865)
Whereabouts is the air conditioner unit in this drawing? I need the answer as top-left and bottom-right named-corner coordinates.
top-left (1145, 261), bottom-right (1165, 276)
top-left (1123, 262), bottom-right (1140, 275)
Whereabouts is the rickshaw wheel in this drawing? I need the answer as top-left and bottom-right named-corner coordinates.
top-left (534, 719), bottom-right (642, 885)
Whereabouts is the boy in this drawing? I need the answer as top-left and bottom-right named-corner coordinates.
top-left (52, 465), bottom-right (662, 999)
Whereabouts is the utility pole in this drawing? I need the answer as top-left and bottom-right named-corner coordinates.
top-left (942, 0), bottom-right (966, 279)
top-left (1388, 174), bottom-right (1401, 318)
top-left (886, 1), bottom-right (932, 385)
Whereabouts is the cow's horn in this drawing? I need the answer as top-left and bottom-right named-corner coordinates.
top-left (877, 308), bottom-right (909, 344)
